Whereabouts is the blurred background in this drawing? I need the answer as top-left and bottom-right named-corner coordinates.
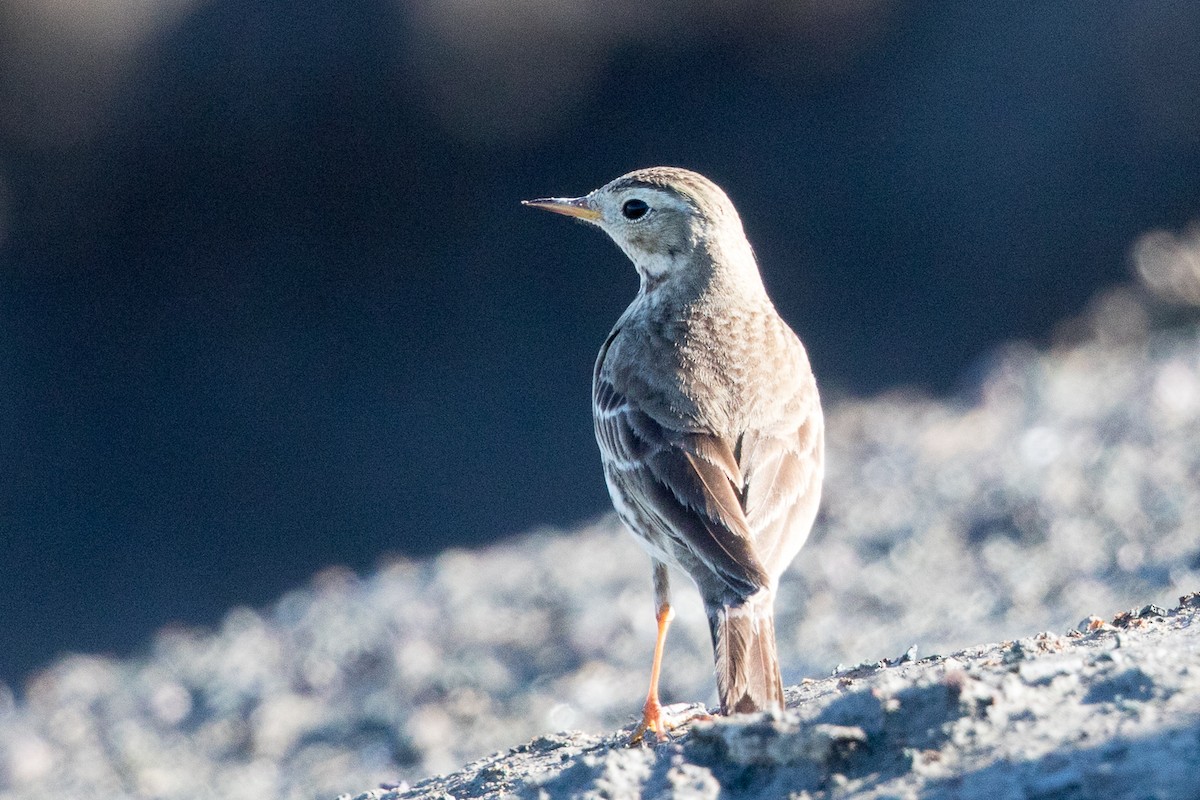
top-left (1, 0), bottom-right (1199, 689)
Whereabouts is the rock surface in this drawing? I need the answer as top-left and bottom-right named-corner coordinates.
top-left (349, 596), bottom-right (1200, 799)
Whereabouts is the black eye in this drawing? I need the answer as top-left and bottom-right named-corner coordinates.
top-left (621, 198), bottom-right (649, 220)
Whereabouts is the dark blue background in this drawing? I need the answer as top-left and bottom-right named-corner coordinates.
top-left (2, 1), bottom-right (1198, 687)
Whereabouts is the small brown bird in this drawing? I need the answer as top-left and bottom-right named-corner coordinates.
top-left (524, 167), bottom-right (824, 738)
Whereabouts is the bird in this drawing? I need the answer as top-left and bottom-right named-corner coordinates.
top-left (523, 167), bottom-right (824, 739)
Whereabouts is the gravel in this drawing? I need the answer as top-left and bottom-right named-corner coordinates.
top-left (2, 283), bottom-right (1200, 799)
top-left (361, 595), bottom-right (1200, 799)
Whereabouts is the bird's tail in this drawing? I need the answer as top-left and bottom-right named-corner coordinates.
top-left (707, 596), bottom-right (785, 715)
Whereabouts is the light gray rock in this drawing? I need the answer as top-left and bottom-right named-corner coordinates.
top-left (366, 596), bottom-right (1200, 799)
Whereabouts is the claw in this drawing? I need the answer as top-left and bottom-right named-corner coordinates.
top-left (628, 696), bottom-right (669, 745)
top-left (627, 702), bottom-right (712, 746)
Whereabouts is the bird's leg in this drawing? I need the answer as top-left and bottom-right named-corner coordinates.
top-left (630, 561), bottom-right (675, 744)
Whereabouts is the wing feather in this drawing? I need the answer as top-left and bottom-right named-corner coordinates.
top-left (741, 387), bottom-right (824, 571)
top-left (594, 375), bottom-right (769, 600)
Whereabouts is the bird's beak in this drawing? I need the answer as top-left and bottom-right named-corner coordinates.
top-left (521, 195), bottom-right (601, 222)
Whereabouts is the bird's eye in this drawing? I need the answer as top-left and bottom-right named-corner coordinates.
top-left (621, 199), bottom-right (650, 220)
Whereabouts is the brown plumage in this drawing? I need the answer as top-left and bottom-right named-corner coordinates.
top-left (524, 167), bottom-right (824, 733)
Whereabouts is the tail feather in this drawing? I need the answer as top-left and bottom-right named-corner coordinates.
top-left (708, 599), bottom-right (785, 715)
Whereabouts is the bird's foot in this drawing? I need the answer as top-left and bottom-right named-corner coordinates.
top-left (627, 698), bottom-right (668, 745)
top-left (627, 701), bottom-right (712, 746)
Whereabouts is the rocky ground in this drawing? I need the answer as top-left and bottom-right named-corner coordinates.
top-left (2, 272), bottom-right (1200, 800)
top-left (349, 595), bottom-right (1200, 800)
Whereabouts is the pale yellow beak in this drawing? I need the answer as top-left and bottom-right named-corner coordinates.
top-left (521, 195), bottom-right (601, 221)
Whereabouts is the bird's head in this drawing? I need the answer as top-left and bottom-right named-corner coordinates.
top-left (524, 167), bottom-right (761, 295)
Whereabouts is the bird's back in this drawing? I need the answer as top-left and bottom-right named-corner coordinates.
top-left (596, 289), bottom-right (823, 585)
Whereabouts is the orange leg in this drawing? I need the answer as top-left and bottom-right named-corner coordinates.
top-left (641, 601), bottom-right (675, 732)
top-left (630, 601), bottom-right (674, 743)
top-left (630, 562), bottom-right (675, 743)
